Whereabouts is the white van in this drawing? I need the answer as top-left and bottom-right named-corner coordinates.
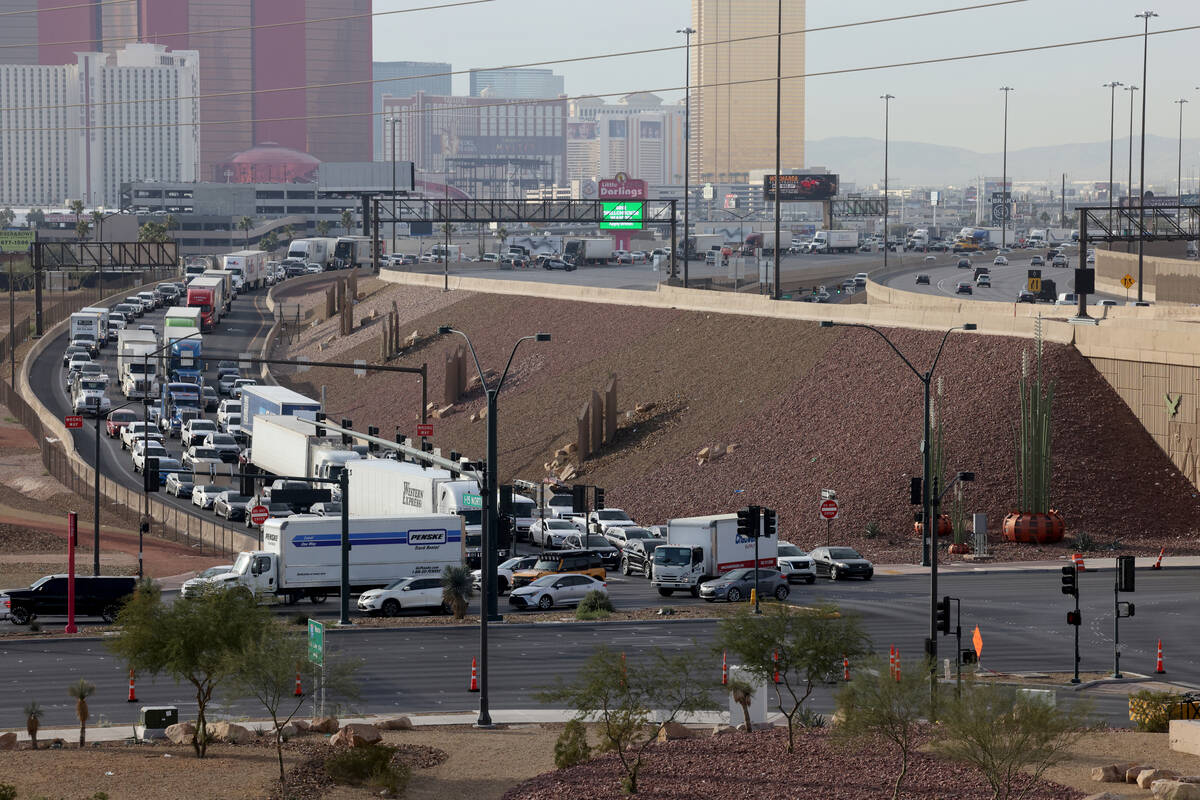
top-left (1056, 292), bottom-right (1078, 306)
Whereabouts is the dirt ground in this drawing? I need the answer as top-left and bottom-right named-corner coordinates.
top-left (1038, 729), bottom-right (1200, 797)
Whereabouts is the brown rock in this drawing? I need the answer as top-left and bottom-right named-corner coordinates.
top-left (330, 723), bottom-right (382, 747)
top-left (709, 725), bottom-right (733, 737)
top-left (0, 732), bottom-right (17, 750)
top-left (565, 442), bottom-right (578, 454)
top-left (309, 716), bottom-right (340, 734)
top-left (726, 443), bottom-right (738, 454)
top-left (378, 716), bottom-right (414, 731)
top-left (165, 722), bottom-right (196, 745)
top-left (697, 446), bottom-right (711, 460)
top-left (290, 719), bottom-right (310, 732)
top-left (1129, 765), bottom-right (1153, 783)
top-left (656, 721), bottom-right (700, 742)
top-left (208, 721), bottom-right (253, 744)
top-left (1082, 793), bottom-right (1128, 800)
top-left (1180, 777), bottom-right (1200, 784)
top-left (477, 405), bottom-right (487, 420)
top-left (635, 402), bottom-right (655, 414)
top-left (1159, 782), bottom-right (1200, 800)
top-left (1092, 765), bottom-right (1126, 783)
top-left (1142, 770), bottom-right (1183, 789)
top-left (559, 465), bottom-right (577, 481)
top-left (554, 448), bottom-right (570, 460)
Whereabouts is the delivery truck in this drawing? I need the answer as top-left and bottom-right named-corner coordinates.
top-left (810, 230), bottom-right (860, 254)
top-left (186, 275), bottom-right (225, 330)
top-left (346, 458), bottom-right (505, 568)
top-left (649, 513), bottom-right (778, 597)
top-left (222, 250), bottom-right (268, 291)
top-left (286, 237), bottom-right (338, 268)
top-left (250, 415), bottom-right (366, 484)
top-left (334, 236), bottom-right (373, 269)
top-left (239, 385), bottom-right (323, 439)
top-left (209, 514), bottom-right (466, 603)
top-left (164, 306), bottom-right (202, 330)
top-left (743, 231), bottom-right (794, 255)
top-left (562, 238), bottom-right (614, 265)
top-left (202, 268), bottom-right (236, 307)
top-left (78, 306), bottom-right (110, 348)
top-left (117, 329), bottom-right (161, 399)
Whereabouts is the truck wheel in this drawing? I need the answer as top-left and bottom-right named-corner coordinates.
top-left (774, 585), bottom-right (790, 601)
top-left (102, 604), bottom-right (120, 623)
top-left (310, 594), bottom-right (328, 604)
top-left (381, 599), bottom-right (400, 617)
top-left (657, 588), bottom-right (673, 597)
top-left (10, 606), bottom-right (30, 625)
top-left (726, 588), bottom-right (742, 603)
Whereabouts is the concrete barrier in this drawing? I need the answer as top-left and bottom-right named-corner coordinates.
top-left (1170, 719), bottom-right (1200, 756)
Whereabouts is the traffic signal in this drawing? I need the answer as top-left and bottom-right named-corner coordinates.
top-left (909, 477), bottom-right (922, 505)
top-left (960, 648), bottom-right (978, 665)
top-left (936, 595), bottom-right (951, 635)
top-left (367, 426), bottom-right (379, 451)
top-left (240, 462), bottom-right (258, 498)
top-left (571, 484), bottom-right (587, 513)
top-left (594, 487), bottom-right (605, 510)
top-left (1117, 555), bottom-right (1135, 592)
top-left (1061, 565), bottom-right (1078, 596)
top-left (143, 456), bottom-right (159, 492)
top-left (499, 485), bottom-right (513, 516)
top-left (736, 506), bottom-right (760, 539)
top-left (1066, 610), bottom-right (1082, 626)
top-left (340, 418), bottom-right (353, 445)
top-left (315, 411), bottom-right (326, 437)
top-left (761, 507), bottom-right (777, 538)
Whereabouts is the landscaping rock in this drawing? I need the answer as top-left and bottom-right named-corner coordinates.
top-left (656, 722), bottom-right (699, 742)
top-left (0, 732), bottom-right (17, 750)
top-left (378, 717), bottom-right (414, 731)
top-left (164, 722), bottom-right (196, 745)
top-left (290, 719), bottom-right (310, 732)
top-left (309, 716), bottom-right (340, 734)
top-left (208, 721), bottom-right (253, 744)
top-left (709, 725), bottom-right (733, 737)
top-left (277, 723), bottom-right (301, 740)
top-left (330, 723), bottom-right (382, 747)
top-left (1083, 793), bottom-right (1128, 800)
top-left (1092, 765), bottom-right (1126, 783)
top-left (1128, 765), bottom-right (1153, 783)
top-left (1152, 781), bottom-right (1200, 800)
top-left (1181, 777), bottom-right (1200, 784)
top-left (1142, 770), bottom-right (1182, 789)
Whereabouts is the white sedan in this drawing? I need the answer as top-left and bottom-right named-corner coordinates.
top-left (191, 484), bottom-right (224, 509)
top-left (993, 256), bottom-right (1009, 266)
top-left (357, 576), bottom-right (447, 616)
top-left (179, 565), bottom-right (234, 599)
top-left (529, 518), bottom-right (583, 547)
top-left (508, 573), bottom-right (608, 611)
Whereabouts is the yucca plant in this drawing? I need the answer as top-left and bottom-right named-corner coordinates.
top-left (728, 677), bottom-right (756, 731)
top-left (68, 679), bottom-right (95, 747)
top-left (441, 564), bottom-right (473, 619)
top-left (24, 702), bottom-right (43, 750)
top-left (1015, 322), bottom-right (1055, 513)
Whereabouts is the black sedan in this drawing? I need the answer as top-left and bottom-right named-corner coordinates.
top-left (808, 546), bottom-right (874, 581)
top-left (213, 491), bottom-right (252, 521)
top-left (956, 258), bottom-right (971, 269)
top-left (914, 273), bottom-right (931, 285)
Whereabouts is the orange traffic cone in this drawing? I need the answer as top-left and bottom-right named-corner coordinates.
top-left (468, 658), bottom-right (479, 692)
top-left (889, 645), bottom-right (896, 678)
top-left (1156, 639), bottom-right (1165, 674)
top-left (127, 669), bottom-right (137, 703)
top-left (721, 651), bottom-right (728, 686)
top-left (895, 651), bottom-right (902, 682)
top-left (294, 671), bottom-right (304, 697)
top-left (843, 655), bottom-right (850, 682)
top-left (772, 650), bottom-right (780, 684)
top-left (1152, 548), bottom-right (1165, 570)
top-left (1072, 553), bottom-right (1085, 572)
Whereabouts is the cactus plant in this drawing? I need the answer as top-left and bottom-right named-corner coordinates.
top-left (1015, 322), bottom-right (1055, 514)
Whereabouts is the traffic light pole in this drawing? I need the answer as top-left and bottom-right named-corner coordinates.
top-left (1072, 586), bottom-right (1081, 684)
top-left (754, 512), bottom-right (762, 615)
top-left (1112, 574), bottom-right (1122, 679)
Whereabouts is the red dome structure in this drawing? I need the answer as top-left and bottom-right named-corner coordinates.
top-left (220, 142), bottom-right (321, 183)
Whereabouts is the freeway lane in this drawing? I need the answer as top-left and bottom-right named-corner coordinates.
top-left (4, 568), bottom-right (1195, 728)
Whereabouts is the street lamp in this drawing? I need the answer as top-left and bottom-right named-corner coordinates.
top-left (1135, 10), bottom-right (1157, 302)
top-left (91, 398), bottom-right (140, 575)
top-left (881, 94), bottom-right (895, 266)
top-left (999, 87), bottom-right (1014, 250)
top-left (771, 0), bottom-right (782, 300)
top-left (677, 26), bottom-right (695, 287)
top-left (436, 326), bottom-right (550, 728)
top-left (388, 116), bottom-right (399, 258)
top-left (1103, 82), bottom-right (1124, 230)
top-left (1175, 99), bottom-right (1188, 201)
top-left (820, 319), bottom-right (976, 698)
top-left (1125, 84), bottom-right (1139, 223)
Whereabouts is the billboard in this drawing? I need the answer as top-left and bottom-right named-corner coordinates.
top-left (598, 172), bottom-right (647, 200)
top-left (763, 174), bottom-right (839, 202)
top-left (0, 230), bottom-right (34, 253)
top-left (600, 201), bottom-right (644, 230)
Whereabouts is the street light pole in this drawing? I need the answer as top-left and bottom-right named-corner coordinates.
top-left (771, 0), bottom-right (781, 300)
top-left (1135, 10), bottom-right (1157, 302)
top-left (1175, 99), bottom-right (1188, 201)
top-left (881, 94), bottom-right (894, 266)
top-left (437, 326), bottom-right (550, 728)
top-left (93, 399), bottom-right (140, 575)
top-left (677, 26), bottom-right (695, 287)
top-left (999, 87), bottom-right (1014, 250)
top-left (1104, 82), bottom-right (1123, 231)
top-left (390, 116), bottom-right (397, 259)
top-left (1126, 85), bottom-right (1139, 223)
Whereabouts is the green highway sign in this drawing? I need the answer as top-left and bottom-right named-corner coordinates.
top-left (462, 493), bottom-right (482, 509)
top-left (600, 201), bottom-right (645, 230)
top-left (308, 619), bottom-right (324, 666)
top-left (0, 230), bottom-right (34, 254)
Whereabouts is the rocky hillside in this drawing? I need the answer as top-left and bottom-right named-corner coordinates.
top-left (273, 282), bottom-right (1200, 563)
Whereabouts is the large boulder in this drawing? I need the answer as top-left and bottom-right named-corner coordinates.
top-left (1083, 793), bottom-right (1129, 800)
top-left (1128, 765), bottom-right (1154, 783)
top-left (1142, 770), bottom-right (1183, 789)
top-left (1091, 765), bottom-right (1126, 783)
top-left (329, 724), bottom-right (382, 748)
top-left (208, 721), bottom-right (253, 744)
top-left (165, 722), bottom-right (196, 745)
top-left (377, 717), bottom-right (414, 731)
top-left (289, 719), bottom-right (310, 733)
top-left (656, 721), bottom-right (700, 742)
top-left (0, 732), bottom-right (17, 750)
top-left (1153, 781), bottom-right (1200, 800)
top-left (277, 723), bottom-right (302, 741)
top-left (309, 716), bottom-right (340, 734)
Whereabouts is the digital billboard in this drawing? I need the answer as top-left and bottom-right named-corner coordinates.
top-left (763, 174), bottom-right (839, 202)
top-left (600, 201), bottom-right (644, 230)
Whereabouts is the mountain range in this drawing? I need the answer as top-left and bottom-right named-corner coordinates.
top-left (806, 135), bottom-right (1200, 191)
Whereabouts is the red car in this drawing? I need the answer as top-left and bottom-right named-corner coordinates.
top-left (106, 409), bottom-right (139, 438)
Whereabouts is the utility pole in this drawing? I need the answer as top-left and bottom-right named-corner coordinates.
top-left (999, 87), bottom-right (1014, 249)
top-left (1135, 10), bottom-right (1157, 301)
top-left (772, 0), bottom-right (782, 300)
top-left (881, 94), bottom-right (894, 266)
top-left (677, 26), bottom-right (695, 288)
top-left (1104, 81), bottom-right (1123, 231)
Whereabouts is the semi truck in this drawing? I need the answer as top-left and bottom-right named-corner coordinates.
top-left (286, 237), bottom-right (337, 267)
top-left (222, 250), bottom-right (267, 291)
top-left (165, 326), bottom-right (203, 384)
top-left (239, 385), bottom-right (322, 439)
top-left (649, 513), bottom-right (778, 597)
top-left (186, 275), bottom-right (225, 330)
top-left (809, 230), bottom-right (859, 254)
top-left (334, 236), bottom-right (373, 269)
top-left (202, 269), bottom-right (235, 307)
top-left (164, 306), bottom-right (202, 330)
top-left (78, 306), bottom-right (110, 348)
top-left (686, 234), bottom-right (723, 260)
top-left (563, 238), bottom-right (614, 265)
top-left (743, 231), bottom-right (794, 255)
top-left (157, 381), bottom-right (202, 438)
top-left (346, 458), bottom-right (503, 568)
top-left (250, 415), bottom-right (366, 484)
top-left (117, 329), bottom-right (161, 399)
top-left (209, 514), bottom-right (466, 603)
top-left (72, 375), bottom-right (111, 416)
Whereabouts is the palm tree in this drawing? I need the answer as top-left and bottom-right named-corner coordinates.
top-left (75, 219), bottom-right (91, 242)
top-left (67, 679), bottom-right (95, 747)
top-left (340, 209), bottom-right (354, 235)
top-left (496, 226), bottom-right (508, 257)
top-left (26, 208), bottom-right (45, 229)
top-left (727, 678), bottom-right (755, 731)
top-left (281, 223), bottom-right (294, 245)
top-left (260, 231), bottom-right (278, 253)
top-left (316, 219), bottom-right (331, 237)
top-left (440, 565), bottom-right (473, 619)
top-left (90, 209), bottom-right (104, 241)
top-left (69, 198), bottom-right (84, 228)
top-left (237, 216), bottom-right (254, 247)
top-left (24, 701), bottom-right (43, 750)
top-left (165, 214), bottom-right (178, 238)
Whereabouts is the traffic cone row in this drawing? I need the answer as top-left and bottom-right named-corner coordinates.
top-left (894, 650), bottom-right (902, 682)
top-left (889, 645), bottom-right (896, 679)
top-left (1072, 552), bottom-right (1085, 572)
top-left (127, 669), bottom-right (137, 703)
top-left (468, 657), bottom-right (479, 692)
top-left (1156, 639), bottom-right (1165, 674)
top-left (721, 651), bottom-right (728, 686)
top-left (1152, 548), bottom-right (1165, 570)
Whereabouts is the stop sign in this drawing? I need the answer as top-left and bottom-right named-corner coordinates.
top-left (249, 505), bottom-right (270, 526)
top-left (819, 499), bottom-right (840, 520)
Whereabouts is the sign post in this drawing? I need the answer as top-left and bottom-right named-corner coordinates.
top-left (308, 619), bottom-right (325, 716)
top-left (65, 512), bottom-right (78, 633)
top-left (819, 496), bottom-right (839, 544)
top-left (65, 415), bottom-right (83, 429)
top-left (1120, 273), bottom-right (1135, 302)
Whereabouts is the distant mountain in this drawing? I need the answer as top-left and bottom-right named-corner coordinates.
top-left (806, 135), bottom-right (1200, 190)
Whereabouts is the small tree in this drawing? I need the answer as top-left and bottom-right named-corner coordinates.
top-left (931, 683), bottom-right (1096, 800)
top-left (537, 646), bottom-right (717, 794)
top-left (715, 604), bottom-right (868, 753)
top-left (108, 581), bottom-right (273, 757)
top-left (238, 216), bottom-right (254, 247)
top-left (165, 214), bottom-right (178, 236)
top-left (553, 719), bottom-right (591, 769)
top-left (281, 223), bottom-right (294, 244)
top-left (26, 208), bottom-right (45, 228)
top-left (441, 564), bottom-right (472, 619)
top-left (67, 679), bottom-right (94, 747)
top-left (24, 701), bottom-right (43, 750)
top-left (1, 207), bottom-right (16, 228)
top-left (726, 677), bottom-right (755, 731)
top-left (259, 231), bottom-right (278, 253)
top-left (75, 219), bottom-right (91, 242)
top-left (340, 209), bottom-right (354, 235)
top-left (833, 657), bottom-right (931, 800)
top-left (316, 219), bottom-right (331, 237)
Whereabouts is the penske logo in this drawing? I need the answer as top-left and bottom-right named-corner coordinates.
top-left (409, 530), bottom-right (446, 546)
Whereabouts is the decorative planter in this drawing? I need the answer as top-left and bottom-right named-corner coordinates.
top-left (913, 514), bottom-right (953, 538)
top-left (1002, 510), bottom-right (1066, 544)
top-left (948, 542), bottom-right (972, 555)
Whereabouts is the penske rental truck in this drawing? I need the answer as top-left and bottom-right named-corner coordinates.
top-left (649, 513), bottom-right (778, 597)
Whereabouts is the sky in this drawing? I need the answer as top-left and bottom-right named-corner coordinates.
top-left (375, 0), bottom-right (1200, 152)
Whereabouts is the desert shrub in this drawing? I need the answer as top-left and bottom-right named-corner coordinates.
top-left (0, 784), bottom-right (16, 800)
top-left (325, 744), bottom-right (410, 794)
top-left (575, 608), bottom-right (612, 621)
top-left (554, 719), bottom-right (592, 769)
top-left (796, 706), bottom-right (826, 729)
top-left (577, 589), bottom-right (614, 614)
top-left (864, 521), bottom-right (882, 539)
top-left (289, 613), bottom-right (310, 626)
top-left (1128, 689), bottom-right (1181, 732)
top-left (1073, 530), bottom-right (1098, 552)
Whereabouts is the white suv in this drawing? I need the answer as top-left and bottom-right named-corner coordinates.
top-left (357, 576), bottom-right (447, 616)
top-left (777, 543), bottom-right (817, 584)
top-left (181, 419), bottom-right (218, 448)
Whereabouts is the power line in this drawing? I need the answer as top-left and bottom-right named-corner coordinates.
top-left (0, 0), bottom-right (495, 51)
top-left (0, 0), bottom-right (1027, 113)
top-left (0, 0), bottom-right (133, 18)
top-left (4, 23), bottom-right (1195, 135)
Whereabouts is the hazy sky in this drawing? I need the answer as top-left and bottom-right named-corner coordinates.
top-left (375, 0), bottom-right (1200, 151)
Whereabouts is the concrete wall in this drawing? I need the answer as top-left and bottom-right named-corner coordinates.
top-left (1095, 249), bottom-right (1200, 304)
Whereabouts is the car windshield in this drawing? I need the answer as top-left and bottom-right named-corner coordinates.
top-left (548, 495), bottom-right (572, 507)
top-left (828, 548), bottom-right (862, 559)
top-left (532, 559), bottom-right (563, 571)
top-left (585, 535), bottom-right (610, 548)
top-left (199, 485), bottom-right (221, 493)
top-left (222, 494), bottom-right (249, 503)
top-left (210, 435), bottom-right (235, 445)
top-left (719, 569), bottom-right (751, 581)
top-left (528, 574), bottom-right (561, 587)
top-left (624, 528), bottom-right (651, 540)
top-left (653, 547), bottom-right (690, 566)
top-left (778, 544), bottom-right (805, 557)
top-left (546, 520), bottom-right (575, 529)
top-left (110, 410), bottom-right (137, 422)
top-left (199, 566), bottom-right (231, 579)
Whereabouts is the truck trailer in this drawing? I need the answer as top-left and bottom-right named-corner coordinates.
top-left (334, 236), bottom-right (373, 269)
top-left (186, 275), bottom-right (225, 330)
top-left (222, 250), bottom-right (267, 291)
top-left (117, 329), bottom-right (160, 399)
top-left (286, 238), bottom-right (337, 267)
top-left (563, 238), bottom-right (614, 265)
top-left (743, 231), bottom-right (794, 255)
top-left (810, 230), bottom-right (859, 254)
top-left (649, 513), bottom-right (779, 597)
top-left (239, 385), bottom-right (322, 439)
top-left (250, 415), bottom-right (366, 484)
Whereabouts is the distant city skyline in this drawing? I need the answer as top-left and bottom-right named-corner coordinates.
top-left (376, 0), bottom-right (1200, 153)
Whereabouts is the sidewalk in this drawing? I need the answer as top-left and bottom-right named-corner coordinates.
top-left (875, 554), bottom-right (1200, 577)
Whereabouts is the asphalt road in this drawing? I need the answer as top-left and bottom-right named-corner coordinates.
top-left (4, 567), bottom-right (1195, 728)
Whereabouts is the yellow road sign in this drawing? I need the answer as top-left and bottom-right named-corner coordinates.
top-left (1027, 277), bottom-right (1042, 293)
top-left (1120, 273), bottom-right (1136, 289)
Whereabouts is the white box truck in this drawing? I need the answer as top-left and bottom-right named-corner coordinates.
top-left (563, 238), bottom-right (614, 265)
top-left (334, 236), bottom-right (373, 269)
top-left (78, 306), bottom-right (110, 348)
top-left (811, 230), bottom-right (860, 254)
top-left (210, 514), bottom-right (466, 602)
top-left (286, 237), bottom-right (338, 268)
top-left (117, 329), bottom-right (161, 399)
top-left (164, 306), bottom-right (202, 331)
top-left (240, 385), bottom-right (322, 439)
top-left (650, 513), bottom-right (778, 597)
top-left (346, 459), bottom-right (499, 567)
top-left (222, 250), bottom-right (267, 291)
top-left (250, 415), bottom-right (365, 483)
